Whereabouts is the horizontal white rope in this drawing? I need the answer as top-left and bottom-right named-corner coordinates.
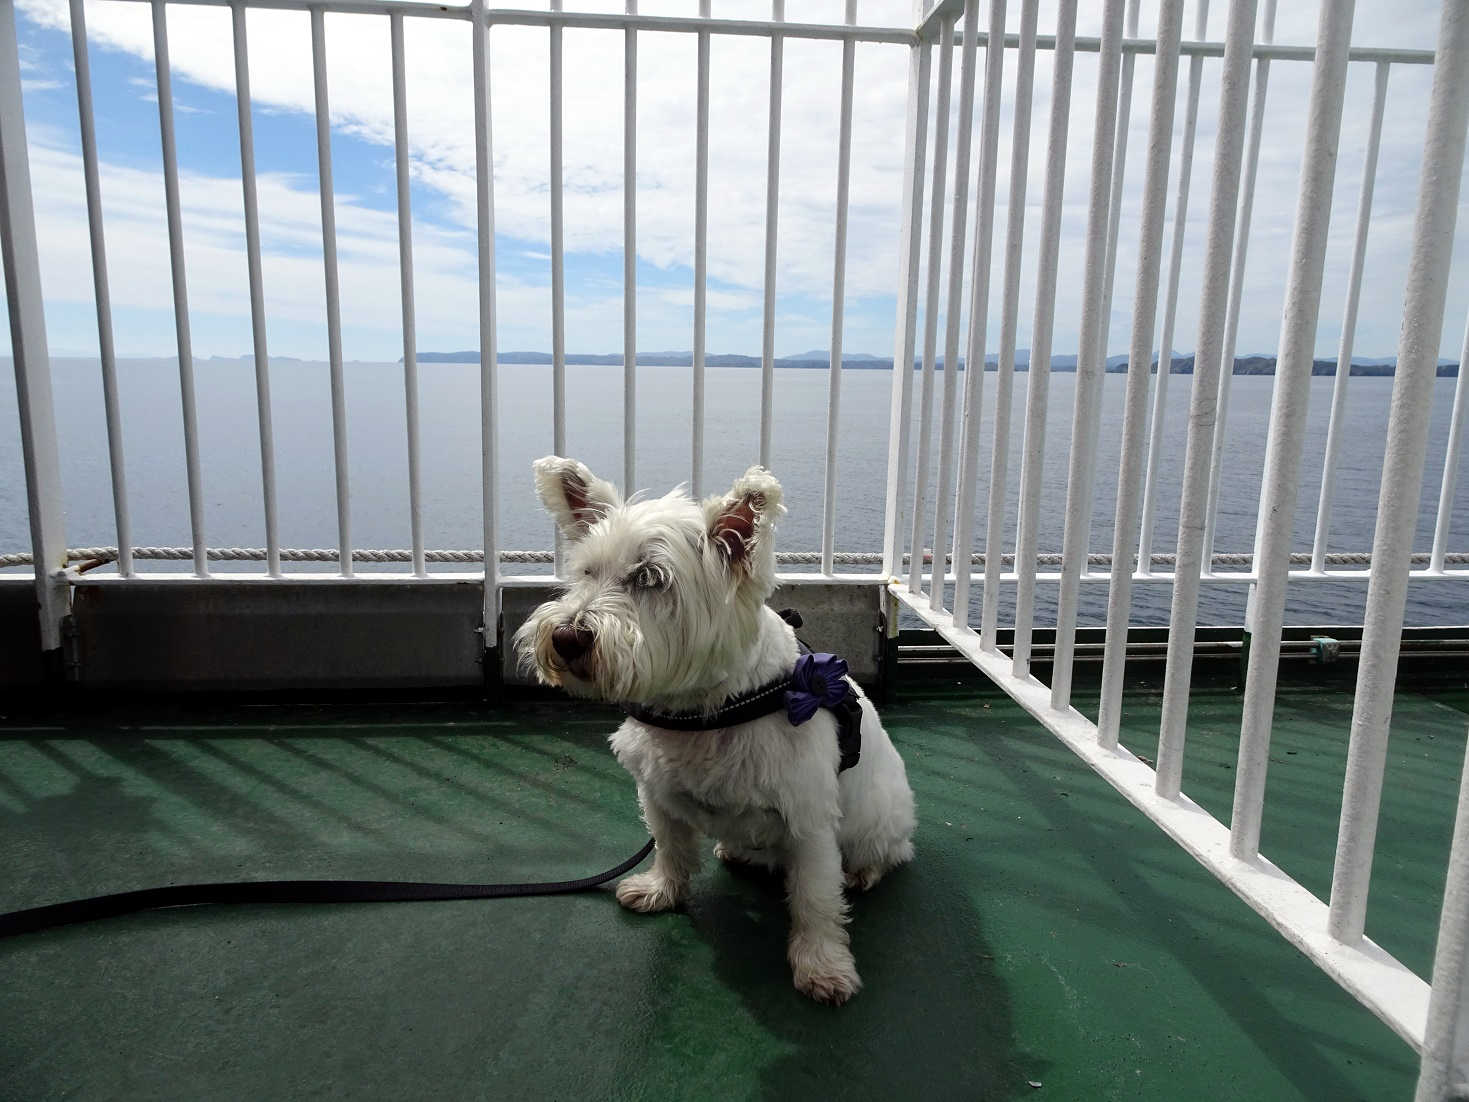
top-left (1, 547), bottom-right (1466, 571)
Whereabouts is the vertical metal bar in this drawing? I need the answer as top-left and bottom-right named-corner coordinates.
top-left (978, 0), bottom-right (1037, 650)
top-left (0, 0), bottom-right (66, 650)
top-left (151, 0), bottom-right (207, 578)
top-left (623, 0), bottom-right (637, 493)
top-left (311, 9), bottom-right (351, 578)
top-left (1050, 0), bottom-right (1125, 710)
top-left (232, 1), bottom-right (280, 578)
top-left (471, 0), bottom-right (499, 605)
top-left (1432, 312), bottom-right (1469, 573)
top-left (1137, 0), bottom-right (1209, 576)
top-left (69, 0), bottom-right (130, 578)
top-left (880, 14), bottom-right (931, 577)
top-left (1415, 726), bottom-right (1469, 1102)
top-left (1328, 0), bottom-right (1469, 941)
top-left (821, 0), bottom-right (857, 577)
top-left (1010, 0), bottom-right (1078, 680)
top-left (549, 1), bottom-right (566, 572)
top-left (1097, 0), bottom-right (1185, 749)
top-left (927, 0), bottom-right (978, 612)
top-left (759, 0), bottom-right (784, 468)
top-left (692, 0), bottom-right (709, 499)
top-left (1096, 0), bottom-right (1140, 371)
top-left (907, 14), bottom-right (954, 596)
top-left (1230, 0), bottom-right (1353, 849)
top-left (951, 0), bottom-right (1005, 627)
top-left (1154, 0), bottom-right (1259, 800)
top-left (1311, 60), bottom-right (1389, 573)
top-left (390, 13), bottom-right (424, 577)
top-left (1203, 0), bottom-right (1276, 565)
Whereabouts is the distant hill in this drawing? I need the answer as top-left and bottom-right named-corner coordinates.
top-left (413, 349), bottom-right (1460, 376)
top-left (1144, 353), bottom-right (1460, 377)
top-left (789, 349), bottom-right (885, 363)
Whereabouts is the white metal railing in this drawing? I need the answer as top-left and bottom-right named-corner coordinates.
top-left (884, 0), bottom-right (1469, 1096)
top-left (3, 0), bottom-right (1469, 1094)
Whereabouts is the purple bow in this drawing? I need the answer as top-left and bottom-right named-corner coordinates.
top-left (785, 652), bottom-right (851, 725)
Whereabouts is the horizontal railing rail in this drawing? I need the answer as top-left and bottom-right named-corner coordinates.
top-left (4, 547), bottom-right (1468, 573)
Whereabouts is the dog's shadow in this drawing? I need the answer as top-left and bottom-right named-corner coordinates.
top-left (628, 852), bottom-right (1040, 1100)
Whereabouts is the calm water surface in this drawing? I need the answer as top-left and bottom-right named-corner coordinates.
top-left (2, 359), bottom-right (1465, 627)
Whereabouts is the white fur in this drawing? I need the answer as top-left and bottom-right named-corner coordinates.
top-left (515, 457), bottom-right (917, 1005)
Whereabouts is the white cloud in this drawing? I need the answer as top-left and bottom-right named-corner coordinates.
top-left (15, 127), bottom-right (814, 359)
top-left (8, 0), bottom-right (1469, 363)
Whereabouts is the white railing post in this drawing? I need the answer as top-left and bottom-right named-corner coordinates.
top-left (1137, 0), bottom-right (1208, 576)
top-left (1154, 0), bottom-right (1259, 800)
top-left (1010, 0), bottom-right (1078, 680)
top-left (881, 3), bottom-right (931, 577)
top-left (549, 0), bottom-right (566, 572)
top-left (1096, 0), bottom-right (1140, 370)
top-left (623, 0), bottom-right (637, 493)
top-left (1231, 0), bottom-right (1355, 856)
top-left (471, 0), bottom-right (499, 625)
top-left (311, 8), bottom-right (352, 578)
top-left (927, 0), bottom-right (979, 613)
top-left (1311, 59), bottom-right (1390, 573)
top-left (0, 0), bottom-right (67, 658)
top-left (906, 13), bottom-right (954, 597)
top-left (152, 0), bottom-right (207, 578)
top-left (692, 0), bottom-right (710, 499)
top-left (1050, 0), bottom-right (1124, 710)
top-left (978, 0), bottom-right (1038, 650)
top-left (1431, 311), bottom-right (1468, 574)
top-left (69, 0), bottom-right (132, 579)
top-left (390, 12), bottom-right (425, 578)
top-left (1329, 0), bottom-right (1469, 944)
top-left (1416, 726), bottom-right (1469, 1102)
top-left (1203, 0), bottom-right (1276, 565)
top-left (232, 0), bottom-right (281, 578)
top-left (1097, 0), bottom-right (1185, 748)
top-left (759, 0), bottom-right (785, 469)
top-left (821, 0), bottom-right (857, 577)
top-left (951, 0), bottom-right (1005, 628)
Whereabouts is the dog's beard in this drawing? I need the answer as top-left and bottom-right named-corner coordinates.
top-left (515, 552), bottom-right (771, 708)
top-left (514, 601), bottom-right (649, 702)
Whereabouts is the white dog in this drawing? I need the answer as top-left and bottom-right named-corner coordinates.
top-left (515, 456), bottom-right (916, 1004)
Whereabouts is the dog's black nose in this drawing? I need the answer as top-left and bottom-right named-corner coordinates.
top-left (551, 625), bottom-right (595, 664)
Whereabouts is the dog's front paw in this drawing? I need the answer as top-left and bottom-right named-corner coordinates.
top-left (788, 931), bottom-right (862, 1005)
top-left (615, 872), bottom-right (684, 913)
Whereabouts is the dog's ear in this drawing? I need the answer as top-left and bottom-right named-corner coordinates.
top-left (704, 466), bottom-right (784, 574)
top-left (533, 456), bottom-right (623, 540)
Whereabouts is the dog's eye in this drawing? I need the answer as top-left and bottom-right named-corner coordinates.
top-left (630, 565), bottom-right (664, 591)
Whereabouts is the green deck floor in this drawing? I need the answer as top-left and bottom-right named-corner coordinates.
top-left (2, 678), bottom-right (1466, 1100)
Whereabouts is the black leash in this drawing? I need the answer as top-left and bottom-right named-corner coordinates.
top-left (3, 607), bottom-right (839, 940)
top-left (0, 838), bottom-right (654, 939)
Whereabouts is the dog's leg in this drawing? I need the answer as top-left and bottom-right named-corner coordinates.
top-left (616, 789), bottom-right (700, 913)
top-left (714, 840), bottom-right (782, 872)
top-left (785, 828), bottom-right (861, 1005)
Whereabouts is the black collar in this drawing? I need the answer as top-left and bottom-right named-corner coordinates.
top-left (619, 610), bottom-right (862, 772)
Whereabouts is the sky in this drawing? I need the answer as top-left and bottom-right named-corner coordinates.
top-left (4, 0), bottom-right (1468, 364)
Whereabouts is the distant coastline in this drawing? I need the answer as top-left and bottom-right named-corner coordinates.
top-left (413, 349), bottom-right (1462, 377)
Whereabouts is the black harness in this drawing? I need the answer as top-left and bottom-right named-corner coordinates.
top-left (621, 610), bottom-right (862, 772)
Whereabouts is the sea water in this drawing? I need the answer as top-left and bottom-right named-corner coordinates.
top-left (2, 358), bottom-right (1465, 627)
